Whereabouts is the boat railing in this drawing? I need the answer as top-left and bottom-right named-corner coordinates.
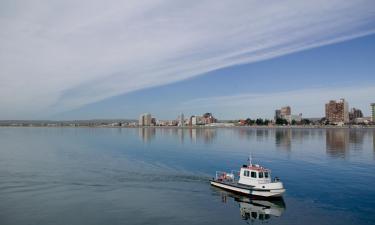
top-left (215, 171), bottom-right (236, 183)
top-left (231, 170), bottom-right (240, 180)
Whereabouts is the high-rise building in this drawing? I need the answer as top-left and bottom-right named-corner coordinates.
top-left (325, 99), bottom-right (349, 124)
top-left (371, 103), bottom-right (375, 122)
top-left (275, 106), bottom-right (293, 123)
top-left (274, 110), bottom-right (281, 121)
top-left (349, 108), bottom-right (363, 121)
top-left (280, 106), bottom-right (291, 117)
top-left (178, 113), bottom-right (184, 126)
top-left (139, 113), bottom-right (152, 126)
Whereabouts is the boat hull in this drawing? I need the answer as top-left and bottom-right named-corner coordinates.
top-left (210, 180), bottom-right (285, 198)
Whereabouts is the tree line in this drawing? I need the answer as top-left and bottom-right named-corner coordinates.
top-left (242, 118), bottom-right (311, 126)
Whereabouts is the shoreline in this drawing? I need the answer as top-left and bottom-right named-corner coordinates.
top-left (1, 125), bottom-right (375, 129)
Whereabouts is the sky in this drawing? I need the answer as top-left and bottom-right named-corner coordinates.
top-left (0, 0), bottom-right (375, 120)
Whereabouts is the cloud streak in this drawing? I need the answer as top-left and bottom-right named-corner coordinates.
top-left (0, 0), bottom-right (375, 118)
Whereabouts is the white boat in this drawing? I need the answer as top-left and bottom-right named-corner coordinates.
top-left (210, 159), bottom-right (286, 198)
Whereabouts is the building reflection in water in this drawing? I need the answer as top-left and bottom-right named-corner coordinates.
top-left (189, 128), bottom-right (217, 144)
top-left (139, 127), bottom-right (217, 144)
top-left (177, 128), bottom-right (184, 144)
top-left (217, 190), bottom-right (285, 222)
top-left (189, 128), bottom-right (196, 143)
top-left (201, 128), bottom-right (217, 144)
top-left (326, 129), bottom-right (349, 158)
top-left (325, 129), bottom-right (366, 158)
top-left (275, 129), bottom-right (292, 151)
top-left (237, 128), bottom-right (256, 141)
top-left (349, 130), bottom-right (365, 151)
top-left (139, 128), bottom-right (156, 143)
top-left (137, 127), bottom-right (374, 158)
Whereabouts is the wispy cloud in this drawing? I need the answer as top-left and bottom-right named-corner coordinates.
top-left (178, 85), bottom-right (375, 119)
top-left (0, 0), bottom-right (374, 118)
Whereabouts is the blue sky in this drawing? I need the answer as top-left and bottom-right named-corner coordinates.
top-left (58, 34), bottom-right (375, 120)
top-left (0, 1), bottom-right (375, 120)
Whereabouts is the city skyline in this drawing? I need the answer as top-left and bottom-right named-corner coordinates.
top-left (1, 1), bottom-right (375, 120)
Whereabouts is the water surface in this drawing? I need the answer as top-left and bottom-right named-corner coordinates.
top-left (0, 127), bottom-right (374, 225)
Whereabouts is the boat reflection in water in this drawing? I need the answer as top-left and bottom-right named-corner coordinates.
top-left (216, 189), bottom-right (285, 223)
top-left (238, 196), bottom-right (285, 222)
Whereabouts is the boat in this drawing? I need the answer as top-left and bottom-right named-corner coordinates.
top-left (210, 158), bottom-right (286, 197)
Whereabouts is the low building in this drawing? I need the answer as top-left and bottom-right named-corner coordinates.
top-left (202, 113), bottom-right (217, 124)
top-left (275, 106), bottom-right (301, 124)
top-left (284, 113), bottom-right (302, 124)
top-left (353, 117), bottom-right (372, 125)
top-left (349, 108), bottom-right (363, 121)
top-left (190, 113), bottom-right (217, 126)
top-left (191, 115), bottom-right (204, 125)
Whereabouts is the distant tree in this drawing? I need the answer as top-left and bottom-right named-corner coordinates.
top-left (301, 119), bottom-right (311, 125)
top-left (264, 119), bottom-right (270, 125)
top-left (291, 120), bottom-right (297, 125)
top-left (276, 118), bottom-right (288, 125)
top-left (256, 118), bottom-right (264, 125)
top-left (245, 118), bottom-right (255, 125)
top-left (319, 117), bottom-right (328, 125)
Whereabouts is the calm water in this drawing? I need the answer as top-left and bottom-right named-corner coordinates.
top-left (1, 127), bottom-right (375, 225)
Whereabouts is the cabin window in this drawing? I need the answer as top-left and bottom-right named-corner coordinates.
top-left (251, 171), bottom-right (256, 178)
top-left (265, 172), bottom-right (269, 178)
top-left (259, 172), bottom-right (264, 178)
top-left (243, 170), bottom-right (250, 177)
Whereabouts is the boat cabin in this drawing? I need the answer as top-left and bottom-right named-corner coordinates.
top-left (238, 164), bottom-right (271, 186)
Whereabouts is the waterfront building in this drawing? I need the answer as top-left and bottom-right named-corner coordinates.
top-left (178, 113), bottom-right (185, 126)
top-left (274, 106), bottom-right (301, 123)
top-left (139, 113), bottom-right (152, 126)
top-left (275, 106), bottom-right (290, 120)
top-left (189, 113), bottom-right (217, 126)
top-left (284, 113), bottom-right (303, 123)
top-left (151, 117), bottom-right (156, 126)
top-left (349, 108), bottom-right (363, 121)
top-left (372, 103), bottom-right (375, 122)
top-left (325, 99), bottom-right (349, 124)
top-left (274, 110), bottom-right (281, 121)
top-left (191, 115), bottom-right (204, 125)
top-left (353, 117), bottom-right (372, 124)
top-left (202, 112), bottom-right (217, 124)
top-left (280, 106), bottom-right (291, 117)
